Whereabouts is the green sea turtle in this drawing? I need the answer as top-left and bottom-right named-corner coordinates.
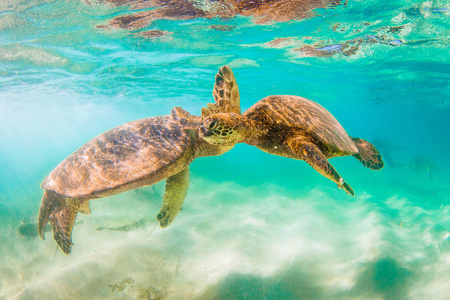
top-left (199, 95), bottom-right (384, 195)
top-left (38, 66), bottom-right (240, 254)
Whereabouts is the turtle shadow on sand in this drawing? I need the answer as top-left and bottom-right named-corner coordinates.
top-left (18, 220), bottom-right (51, 238)
top-left (197, 270), bottom-right (324, 300)
top-left (343, 257), bottom-right (413, 300)
top-left (95, 217), bottom-right (154, 232)
top-left (197, 258), bottom-right (412, 299)
top-left (18, 217), bottom-right (153, 239)
top-left (18, 219), bottom-right (82, 238)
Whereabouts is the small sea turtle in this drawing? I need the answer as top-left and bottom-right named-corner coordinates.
top-left (38, 66), bottom-right (240, 254)
top-left (199, 95), bottom-right (384, 195)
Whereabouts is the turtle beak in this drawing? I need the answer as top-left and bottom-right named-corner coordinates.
top-left (199, 126), bottom-right (213, 138)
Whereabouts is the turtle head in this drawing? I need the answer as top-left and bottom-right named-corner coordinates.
top-left (199, 113), bottom-right (248, 145)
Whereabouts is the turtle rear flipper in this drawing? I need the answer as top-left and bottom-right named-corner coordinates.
top-left (38, 190), bottom-right (80, 254)
top-left (38, 190), bottom-right (60, 240)
top-left (351, 137), bottom-right (384, 170)
top-left (49, 198), bottom-right (81, 254)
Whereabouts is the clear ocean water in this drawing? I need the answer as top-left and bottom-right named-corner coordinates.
top-left (1, 0), bottom-right (449, 299)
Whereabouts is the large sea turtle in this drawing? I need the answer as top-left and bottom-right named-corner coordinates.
top-left (38, 66), bottom-right (240, 254)
top-left (199, 95), bottom-right (384, 195)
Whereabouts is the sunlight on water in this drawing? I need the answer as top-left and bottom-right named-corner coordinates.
top-left (0, 0), bottom-right (449, 299)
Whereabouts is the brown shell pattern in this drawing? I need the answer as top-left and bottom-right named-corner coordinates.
top-left (244, 95), bottom-right (358, 154)
top-left (41, 116), bottom-right (191, 197)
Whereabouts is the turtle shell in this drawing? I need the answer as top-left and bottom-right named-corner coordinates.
top-left (41, 115), bottom-right (192, 198)
top-left (243, 95), bottom-right (358, 156)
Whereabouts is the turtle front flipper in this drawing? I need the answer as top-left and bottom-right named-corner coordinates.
top-left (351, 137), bottom-right (384, 170)
top-left (157, 166), bottom-right (190, 228)
top-left (287, 138), bottom-right (355, 196)
top-left (202, 65), bottom-right (240, 118)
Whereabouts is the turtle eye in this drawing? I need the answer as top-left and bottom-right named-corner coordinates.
top-left (208, 120), bottom-right (218, 130)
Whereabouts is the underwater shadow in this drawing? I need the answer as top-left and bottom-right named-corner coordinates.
top-left (346, 257), bottom-right (413, 300)
top-left (197, 269), bottom-right (325, 300)
top-left (196, 257), bottom-right (413, 300)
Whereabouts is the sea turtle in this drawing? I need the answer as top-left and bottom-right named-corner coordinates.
top-left (38, 65), bottom-right (240, 254)
top-left (199, 95), bottom-right (384, 195)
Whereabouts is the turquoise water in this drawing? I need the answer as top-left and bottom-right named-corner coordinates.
top-left (1, 0), bottom-right (449, 298)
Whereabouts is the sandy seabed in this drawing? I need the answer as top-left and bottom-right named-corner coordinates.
top-left (1, 179), bottom-right (448, 300)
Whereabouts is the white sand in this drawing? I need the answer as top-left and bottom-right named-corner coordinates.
top-left (1, 180), bottom-right (448, 299)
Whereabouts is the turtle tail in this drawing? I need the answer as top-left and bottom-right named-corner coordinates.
top-left (38, 190), bottom-right (79, 254)
top-left (351, 137), bottom-right (384, 170)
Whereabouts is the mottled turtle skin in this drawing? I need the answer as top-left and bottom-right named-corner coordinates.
top-left (199, 95), bottom-right (384, 195)
top-left (38, 65), bottom-right (240, 254)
